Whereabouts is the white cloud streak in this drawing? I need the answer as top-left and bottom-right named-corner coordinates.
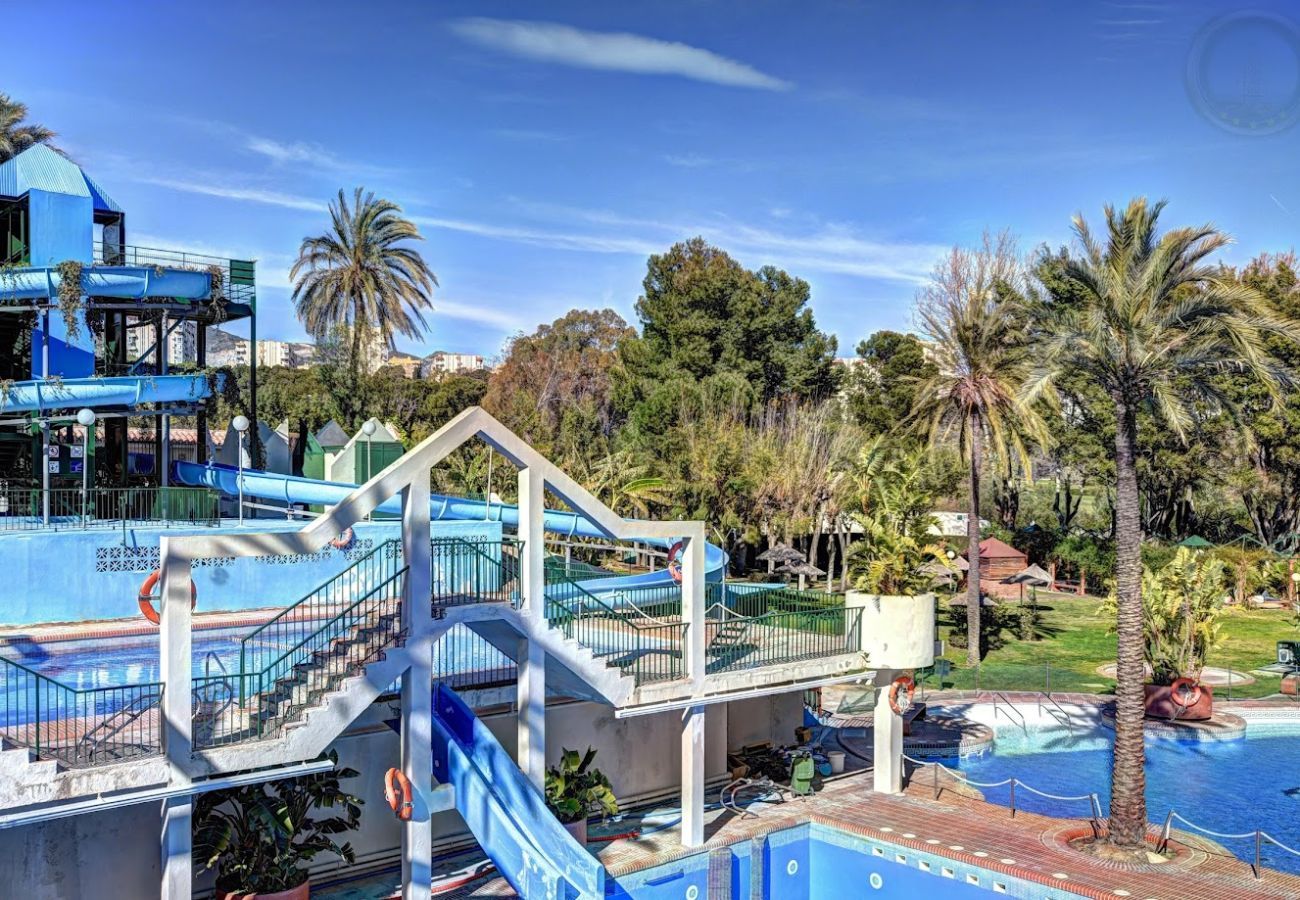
top-left (134, 175), bottom-right (327, 212)
top-left (450, 18), bottom-right (791, 91)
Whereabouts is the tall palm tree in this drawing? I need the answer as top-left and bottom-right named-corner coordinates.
top-left (291, 188), bottom-right (437, 382)
top-left (911, 231), bottom-right (1049, 667)
top-left (1027, 198), bottom-right (1296, 856)
top-left (0, 93), bottom-right (60, 162)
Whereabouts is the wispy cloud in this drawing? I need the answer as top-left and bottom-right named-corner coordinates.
top-left (449, 18), bottom-right (792, 91)
top-left (245, 136), bottom-right (344, 170)
top-left (435, 299), bottom-right (534, 330)
top-left (490, 127), bottom-right (572, 143)
top-left (409, 214), bottom-right (660, 256)
top-left (134, 175), bottom-right (326, 212)
top-left (663, 153), bottom-right (719, 168)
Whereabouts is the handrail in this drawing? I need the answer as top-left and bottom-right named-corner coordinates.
top-left (989, 691), bottom-right (1028, 735)
top-left (1038, 692), bottom-right (1075, 735)
top-left (261, 567), bottom-right (409, 684)
top-left (432, 537), bottom-right (521, 606)
top-left (243, 539), bottom-right (399, 647)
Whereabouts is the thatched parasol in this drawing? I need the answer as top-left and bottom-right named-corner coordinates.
top-left (777, 559), bottom-right (825, 592)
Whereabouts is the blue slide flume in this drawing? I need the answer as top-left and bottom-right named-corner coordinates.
top-left (428, 683), bottom-right (604, 899)
top-left (170, 461), bottom-right (728, 597)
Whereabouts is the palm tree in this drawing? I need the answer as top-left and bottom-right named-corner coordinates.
top-left (0, 93), bottom-right (60, 162)
top-left (1027, 198), bottom-right (1297, 856)
top-left (911, 231), bottom-right (1049, 666)
top-left (291, 188), bottom-right (437, 383)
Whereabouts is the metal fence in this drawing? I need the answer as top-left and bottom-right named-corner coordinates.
top-left (0, 656), bottom-right (163, 767)
top-left (431, 538), bottom-right (521, 607)
top-left (93, 240), bottom-right (255, 305)
top-left (0, 486), bottom-right (220, 532)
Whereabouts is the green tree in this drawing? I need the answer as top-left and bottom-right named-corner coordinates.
top-left (910, 231), bottom-right (1050, 667)
top-left (291, 188), bottom-right (436, 392)
top-left (1027, 197), bottom-right (1297, 856)
top-left (627, 238), bottom-right (840, 405)
top-left (0, 93), bottom-right (60, 163)
top-left (845, 330), bottom-right (937, 437)
top-left (484, 308), bottom-right (634, 464)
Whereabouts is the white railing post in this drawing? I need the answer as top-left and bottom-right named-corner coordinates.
top-left (399, 477), bottom-right (433, 900)
top-left (515, 466), bottom-right (547, 789)
top-left (682, 529), bottom-right (706, 689)
top-left (158, 536), bottom-right (193, 900)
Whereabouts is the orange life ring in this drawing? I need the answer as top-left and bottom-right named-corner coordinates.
top-left (329, 527), bottom-right (355, 551)
top-left (888, 675), bottom-right (915, 716)
top-left (666, 540), bottom-right (684, 584)
top-left (1170, 677), bottom-right (1203, 709)
top-left (137, 569), bottom-right (197, 625)
top-left (384, 767), bottom-right (413, 821)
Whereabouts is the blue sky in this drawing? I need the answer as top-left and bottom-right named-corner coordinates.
top-left (9, 1), bottom-right (1300, 358)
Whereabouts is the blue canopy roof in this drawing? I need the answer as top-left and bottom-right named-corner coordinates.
top-left (0, 145), bottom-right (121, 213)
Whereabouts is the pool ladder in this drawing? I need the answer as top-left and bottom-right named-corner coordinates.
top-left (1037, 693), bottom-right (1076, 736)
top-left (988, 691), bottom-right (1028, 735)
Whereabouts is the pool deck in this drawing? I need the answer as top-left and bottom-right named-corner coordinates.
top-left (413, 748), bottom-right (1300, 900)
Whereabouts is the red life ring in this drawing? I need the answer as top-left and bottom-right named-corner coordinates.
top-left (329, 527), bottom-right (355, 551)
top-left (888, 675), bottom-right (915, 716)
top-left (666, 541), bottom-right (684, 584)
top-left (384, 767), bottom-right (413, 821)
top-left (1170, 677), bottom-right (1203, 709)
top-left (137, 569), bottom-right (197, 625)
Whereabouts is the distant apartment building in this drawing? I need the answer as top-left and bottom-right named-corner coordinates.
top-left (422, 351), bottom-right (485, 377)
top-left (124, 319), bottom-right (198, 367)
top-left (386, 352), bottom-right (424, 378)
top-left (256, 339), bottom-right (312, 368)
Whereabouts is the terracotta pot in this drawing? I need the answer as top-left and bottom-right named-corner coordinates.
top-left (1143, 683), bottom-right (1213, 721)
top-left (216, 879), bottom-right (310, 900)
top-left (563, 818), bottom-right (588, 845)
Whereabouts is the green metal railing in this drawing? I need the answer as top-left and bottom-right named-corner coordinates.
top-left (202, 566), bottom-right (408, 748)
top-left (434, 625), bottom-right (518, 691)
top-left (0, 485), bottom-right (220, 532)
top-left (238, 540), bottom-right (402, 700)
top-left (0, 656), bottom-right (163, 767)
top-left (93, 240), bottom-right (256, 305)
top-left (704, 606), bottom-right (861, 674)
top-left (545, 577), bottom-right (687, 684)
top-left (543, 553), bottom-right (625, 583)
top-left (432, 538), bottom-right (521, 607)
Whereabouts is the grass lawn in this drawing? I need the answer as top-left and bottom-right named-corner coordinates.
top-left (922, 591), bottom-right (1298, 700)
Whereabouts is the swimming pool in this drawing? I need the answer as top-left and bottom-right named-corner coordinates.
top-left (935, 706), bottom-right (1300, 875)
top-left (610, 821), bottom-right (1087, 898)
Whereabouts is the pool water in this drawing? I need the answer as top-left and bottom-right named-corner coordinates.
top-left (945, 718), bottom-right (1300, 874)
top-left (611, 821), bottom-right (1086, 898)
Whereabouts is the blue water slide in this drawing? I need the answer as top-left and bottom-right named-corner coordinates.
top-left (169, 460), bottom-right (728, 595)
top-left (0, 374), bottom-right (215, 414)
top-left (0, 265), bottom-right (213, 301)
top-left (427, 683), bottom-right (604, 899)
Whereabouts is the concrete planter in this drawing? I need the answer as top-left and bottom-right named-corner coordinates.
top-left (217, 880), bottom-right (310, 900)
top-left (845, 592), bottom-right (936, 669)
top-left (563, 818), bottom-right (588, 845)
top-left (1143, 683), bottom-right (1213, 721)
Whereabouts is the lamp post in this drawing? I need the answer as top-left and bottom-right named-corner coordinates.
top-left (76, 408), bottom-right (95, 527)
top-left (232, 415), bottom-right (250, 526)
top-left (361, 418), bottom-right (377, 522)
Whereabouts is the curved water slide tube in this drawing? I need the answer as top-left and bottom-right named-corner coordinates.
top-left (170, 460), bottom-right (727, 597)
top-left (0, 265), bottom-right (213, 301)
top-left (425, 683), bottom-right (604, 899)
top-left (0, 374), bottom-right (215, 415)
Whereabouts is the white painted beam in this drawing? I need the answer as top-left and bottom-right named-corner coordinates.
top-left (680, 704), bottom-right (705, 848)
top-left (400, 479), bottom-right (433, 900)
top-left (516, 636), bottom-right (547, 790)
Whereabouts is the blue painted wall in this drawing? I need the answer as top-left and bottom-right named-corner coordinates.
top-left (0, 519), bottom-right (502, 627)
top-left (28, 188), bottom-right (94, 378)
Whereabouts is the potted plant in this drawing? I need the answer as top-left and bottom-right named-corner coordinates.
top-left (194, 751), bottom-right (362, 899)
top-left (1102, 547), bottom-right (1225, 721)
top-left (544, 747), bottom-right (619, 845)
